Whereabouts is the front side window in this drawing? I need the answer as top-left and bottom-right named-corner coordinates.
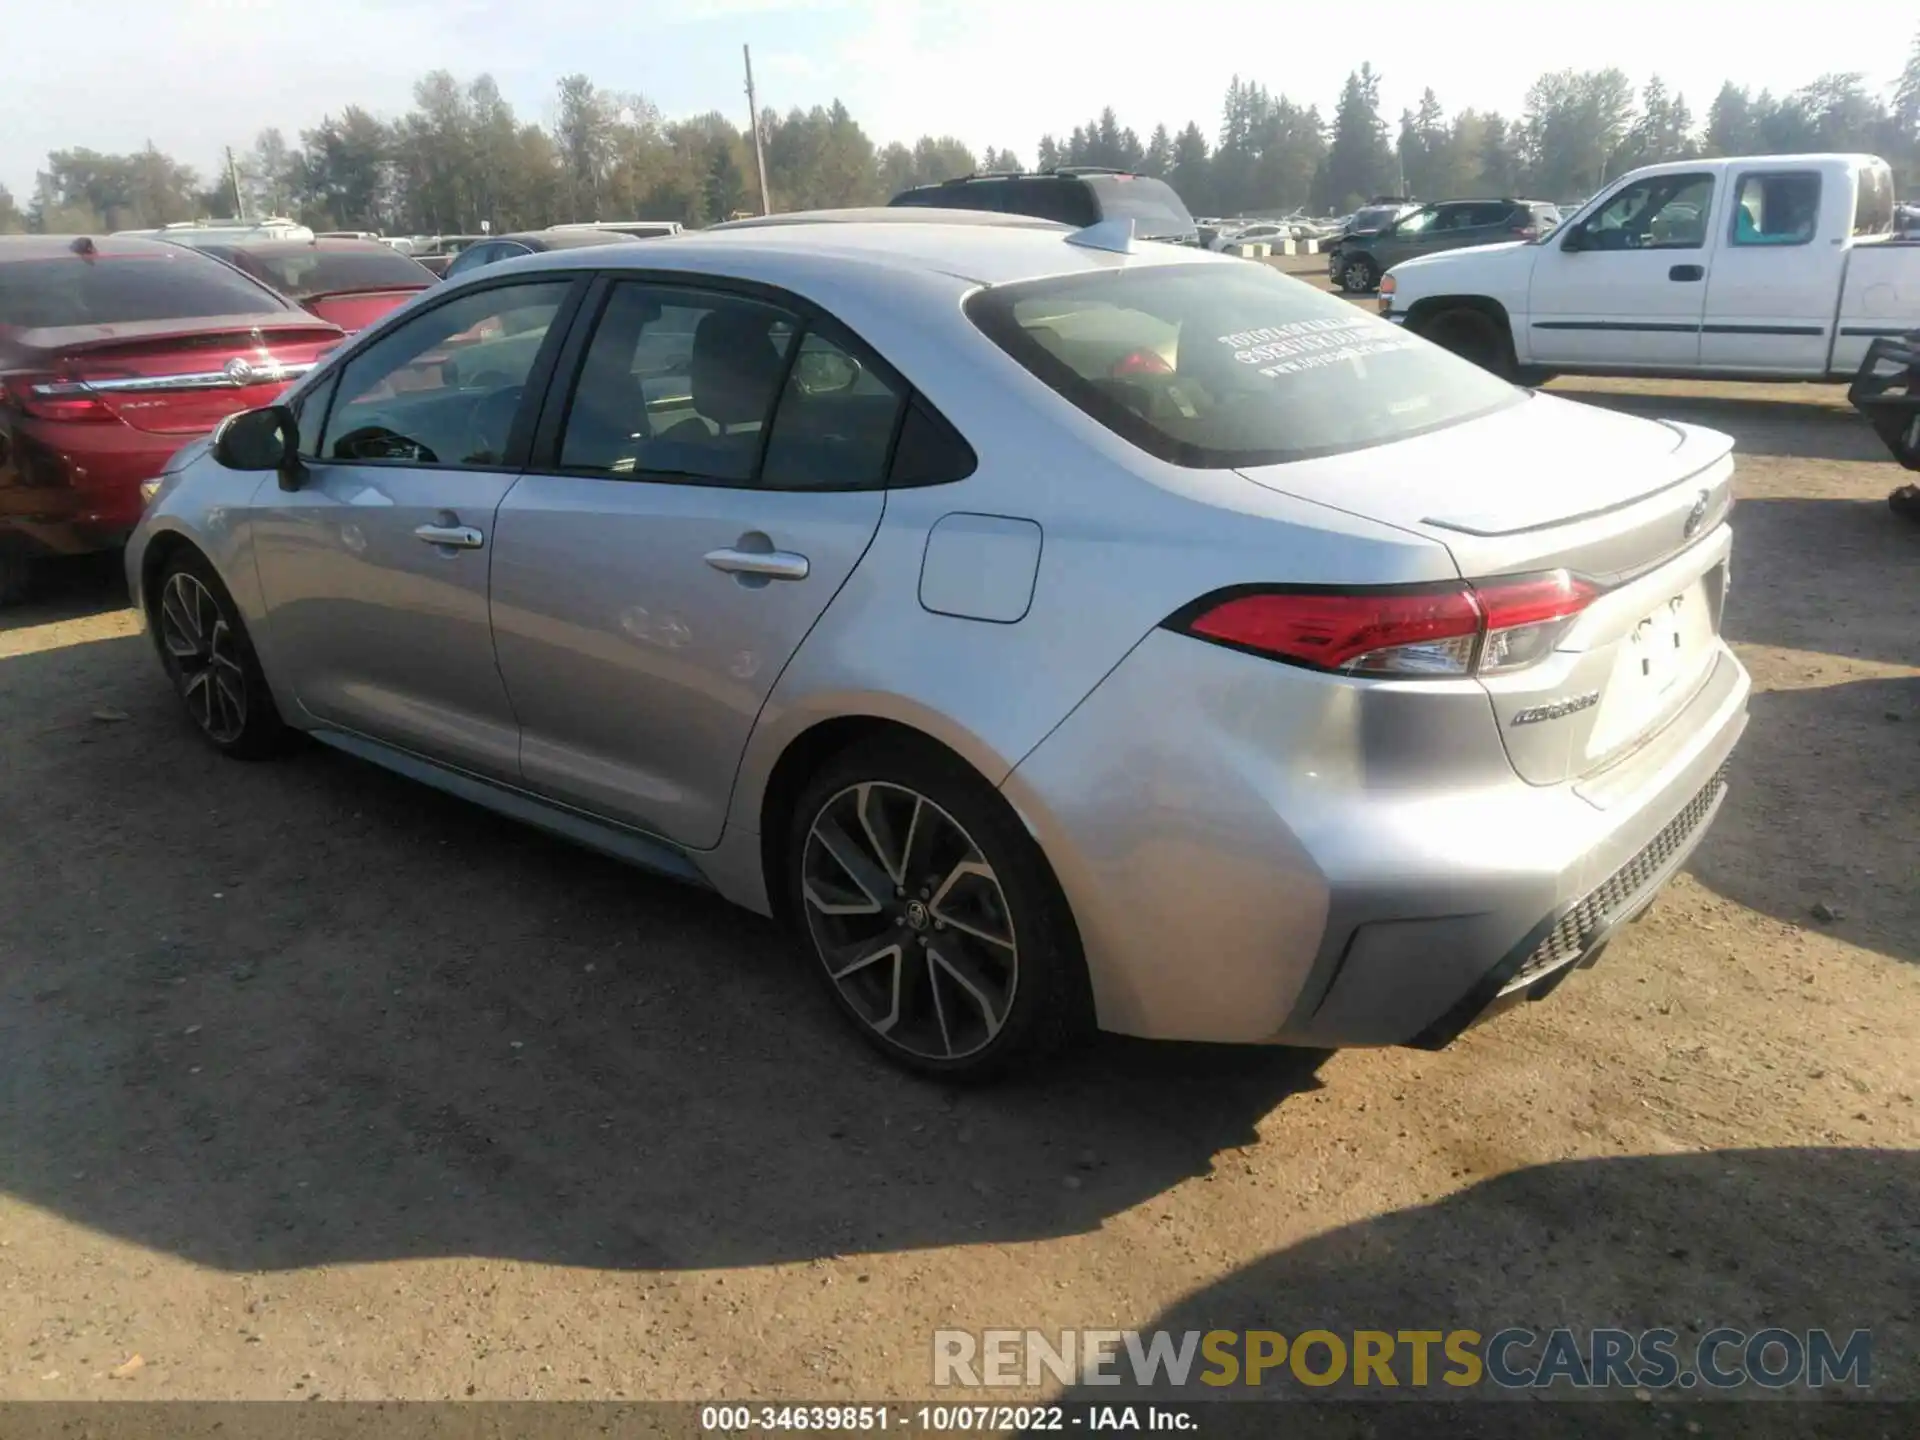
top-left (967, 261), bottom-right (1520, 468)
top-left (1731, 173), bottom-right (1821, 247)
top-left (1394, 207), bottom-right (1442, 237)
top-left (320, 281), bottom-right (570, 467)
top-left (1577, 174), bottom-right (1715, 250)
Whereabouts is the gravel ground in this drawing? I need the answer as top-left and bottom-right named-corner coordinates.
top-left (0, 373), bottom-right (1915, 1409)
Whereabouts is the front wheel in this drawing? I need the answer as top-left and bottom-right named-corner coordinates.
top-left (1421, 307), bottom-right (1517, 381)
top-left (1338, 256), bottom-right (1379, 293)
top-left (788, 738), bottom-right (1092, 1080)
top-left (153, 550), bottom-right (294, 759)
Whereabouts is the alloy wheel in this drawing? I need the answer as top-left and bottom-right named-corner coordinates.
top-left (1345, 261), bottom-right (1374, 291)
top-left (801, 781), bottom-right (1019, 1062)
top-left (159, 571), bottom-right (248, 744)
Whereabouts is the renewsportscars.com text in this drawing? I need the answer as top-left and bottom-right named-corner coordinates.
top-left (932, 1327), bottom-right (1872, 1392)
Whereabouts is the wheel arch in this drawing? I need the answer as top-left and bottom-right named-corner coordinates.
top-left (754, 711), bottom-right (1018, 930)
top-left (1403, 294), bottom-right (1516, 345)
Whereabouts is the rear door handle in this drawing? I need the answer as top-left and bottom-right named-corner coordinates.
top-left (1668, 264), bottom-right (1704, 282)
top-left (414, 523), bottom-right (485, 549)
top-left (704, 546), bottom-right (810, 581)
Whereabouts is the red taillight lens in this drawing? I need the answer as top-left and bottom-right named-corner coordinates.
top-left (1183, 586), bottom-right (1484, 676)
top-left (1511, 225), bottom-right (1539, 240)
top-left (1172, 571), bottom-right (1598, 678)
top-left (1474, 571), bottom-right (1598, 673)
top-left (1111, 348), bottom-right (1172, 377)
top-left (1, 372), bottom-right (118, 423)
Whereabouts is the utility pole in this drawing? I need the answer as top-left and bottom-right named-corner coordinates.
top-left (226, 147), bottom-right (246, 220)
top-left (743, 44), bottom-right (771, 216)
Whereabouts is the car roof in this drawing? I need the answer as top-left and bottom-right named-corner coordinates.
top-left (484, 217), bottom-right (1224, 288)
top-left (189, 237), bottom-right (423, 260)
top-left (499, 230), bottom-right (633, 250)
top-left (0, 233), bottom-right (209, 262)
top-left (712, 207), bottom-right (1071, 233)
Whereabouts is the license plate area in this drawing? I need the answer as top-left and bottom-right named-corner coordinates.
top-left (1588, 577), bottom-right (1716, 756)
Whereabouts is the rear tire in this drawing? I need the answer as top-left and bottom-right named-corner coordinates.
top-left (0, 553), bottom-right (34, 606)
top-left (152, 549), bottom-right (295, 760)
top-left (1422, 306), bottom-right (1517, 381)
top-left (786, 736), bottom-right (1093, 1081)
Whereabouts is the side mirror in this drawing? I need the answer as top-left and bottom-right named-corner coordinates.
top-left (1559, 228), bottom-right (1586, 253)
top-left (211, 404), bottom-right (303, 489)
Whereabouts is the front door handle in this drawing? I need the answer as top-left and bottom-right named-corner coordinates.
top-left (1668, 264), bottom-right (1704, 282)
top-left (414, 523), bottom-right (485, 549)
top-left (704, 546), bottom-right (810, 581)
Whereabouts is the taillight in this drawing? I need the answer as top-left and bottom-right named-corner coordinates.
top-left (1, 372), bottom-right (118, 423)
top-left (1112, 349), bottom-right (1172, 377)
top-left (1170, 571), bottom-right (1598, 678)
top-left (1511, 225), bottom-right (1539, 240)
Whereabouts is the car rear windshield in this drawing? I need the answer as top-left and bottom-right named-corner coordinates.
top-left (235, 247), bottom-right (430, 299)
top-left (0, 251), bottom-right (289, 329)
top-left (1084, 175), bottom-right (1196, 237)
top-left (965, 262), bottom-right (1521, 468)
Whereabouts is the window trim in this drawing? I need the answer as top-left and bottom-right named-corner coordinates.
top-left (309, 274), bottom-right (587, 475)
top-left (529, 269), bottom-right (968, 493)
top-left (1727, 169), bottom-right (1822, 249)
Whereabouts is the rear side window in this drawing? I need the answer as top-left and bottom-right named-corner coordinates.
top-left (1452, 202), bottom-right (1516, 229)
top-left (966, 262), bottom-right (1520, 468)
top-left (1731, 172), bottom-right (1820, 247)
top-left (1083, 175), bottom-right (1196, 238)
top-left (227, 246), bottom-right (431, 299)
top-left (0, 250), bottom-right (289, 329)
top-left (1002, 178), bottom-right (1097, 227)
top-left (1853, 164), bottom-right (1894, 237)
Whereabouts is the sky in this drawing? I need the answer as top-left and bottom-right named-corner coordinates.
top-left (2, 0), bottom-right (1915, 200)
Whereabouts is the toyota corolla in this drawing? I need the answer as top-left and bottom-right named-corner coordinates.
top-left (127, 213), bottom-right (1748, 1078)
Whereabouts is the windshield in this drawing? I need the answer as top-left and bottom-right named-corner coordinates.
top-left (232, 246), bottom-right (431, 299)
top-left (0, 250), bottom-right (289, 329)
top-left (1084, 175), bottom-right (1197, 238)
top-left (1352, 206), bottom-right (1401, 231)
top-left (966, 261), bottom-right (1520, 468)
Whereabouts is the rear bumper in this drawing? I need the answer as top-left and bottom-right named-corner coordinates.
top-left (1001, 629), bottom-right (1750, 1047)
top-left (0, 418), bottom-right (182, 559)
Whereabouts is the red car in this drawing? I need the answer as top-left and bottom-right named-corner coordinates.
top-left (0, 235), bottom-right (343, 601)
top-left (183, 237), bottom-right (437, 333)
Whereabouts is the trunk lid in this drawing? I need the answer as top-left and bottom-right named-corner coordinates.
top-left (1236, 392), bottom-right (1738, 786)
top-left (300, 288), bottom-right (425, 334)
top-left (22, 315), bottom-right (342, 435)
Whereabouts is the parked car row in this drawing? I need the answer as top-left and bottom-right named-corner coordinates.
top-left (1328, 197), bottom-right (1563, 293)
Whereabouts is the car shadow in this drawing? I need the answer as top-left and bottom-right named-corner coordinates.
top-left (0, 551), bottom-right (131, 634)
top-left (1052, 1147), bottom-right (1917, 1425)
top-left (1547, 385), bottom-right (1887, 465)
top-left (1692, 673), bottom-right (1918, 965)
top-left (0, 634), bottom-right (1326, 1275)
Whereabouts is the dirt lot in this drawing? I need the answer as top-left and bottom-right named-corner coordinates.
top-left (1, 370), bottom-right (1916, 1409)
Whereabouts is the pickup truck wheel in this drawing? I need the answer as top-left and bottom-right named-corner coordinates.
top-left (1338, 256), bottom-right (1379, 293)
top-left (1423, 307), bottom-right (1516, 380)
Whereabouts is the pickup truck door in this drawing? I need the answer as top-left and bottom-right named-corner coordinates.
top-left (1526, 172), bottom-right (1717, 369)
top-left (1700, 168), bottom-right (1846, 375)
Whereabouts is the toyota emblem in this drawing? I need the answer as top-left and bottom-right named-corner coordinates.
top-left (1683, 489), bottom-right (1711, 539)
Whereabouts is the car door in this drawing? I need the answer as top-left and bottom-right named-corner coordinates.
top-left (1700, 169), bottom-right (1838, 374)
top-left (1526, 171), bottom-right (1717, 369)
top-left (488, 278), bottom-right (906, 849)
top-left (250, 276), bottom-right (580, 780)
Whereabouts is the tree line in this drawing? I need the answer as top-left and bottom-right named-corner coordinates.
top-left (4, 34), bottom-right (1917, 239)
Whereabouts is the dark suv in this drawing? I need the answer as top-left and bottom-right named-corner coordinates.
top-left (889, 169), bottom-right (1200, 244)
top-left (1330, 198), bottom-right (1561, 293)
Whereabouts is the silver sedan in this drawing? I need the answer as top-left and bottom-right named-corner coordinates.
top-left (127, 214), bottom-right (1749, 1078)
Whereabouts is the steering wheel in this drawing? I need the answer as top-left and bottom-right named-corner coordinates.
top-left (464, 384), bottom-right (524, 465)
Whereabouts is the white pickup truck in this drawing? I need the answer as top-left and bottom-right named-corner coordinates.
top-left (1379, 153), bottom-right (1918, 382)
